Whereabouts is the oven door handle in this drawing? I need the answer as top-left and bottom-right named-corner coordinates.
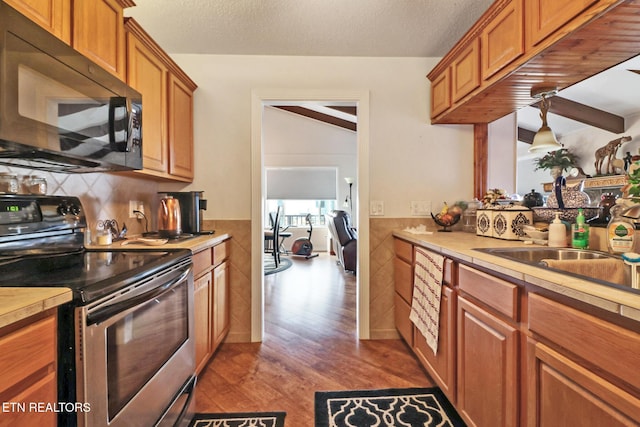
top-left (87, 265), bottom-right (192, 325)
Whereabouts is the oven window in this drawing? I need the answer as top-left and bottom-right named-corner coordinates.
top-left (106, 281), bottom-right (188, 420)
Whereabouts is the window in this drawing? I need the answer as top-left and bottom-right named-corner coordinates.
top-left (266, 199), bottom-right (336, 228)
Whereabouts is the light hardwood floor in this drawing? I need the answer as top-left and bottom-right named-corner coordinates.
top-left (194, 252), bottom-right (432, 426)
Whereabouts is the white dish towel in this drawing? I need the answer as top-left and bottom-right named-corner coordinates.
top-left (409, 247), bottom-right (445, 355)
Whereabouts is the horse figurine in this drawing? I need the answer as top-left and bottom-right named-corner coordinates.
top-left (594, 136), bottom-right (631, 175)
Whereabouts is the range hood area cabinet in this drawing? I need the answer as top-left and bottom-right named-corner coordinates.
top-left (125, 18), bottom-right (197, 182)
top-left (5, 0), bottom-right (132, 80)
top-left (428, 0), bottom-right (637, 125)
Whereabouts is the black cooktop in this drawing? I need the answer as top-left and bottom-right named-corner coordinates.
top-left (0, 249), bottom-right (191, 303)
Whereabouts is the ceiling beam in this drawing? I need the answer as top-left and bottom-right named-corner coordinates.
top-left (531, 96), bottom-right (625, 134)
top-left (274, 106), bottom-right (357, 132)
top-left (327, 106), bottom-right (357, 116)
top-left (518, 127), bottom-right (536, 144)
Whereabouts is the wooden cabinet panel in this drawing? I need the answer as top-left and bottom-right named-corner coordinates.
top-left (5, 0), bottom-right (71, 42)
top-left (213, 240), bottom-right (229, 267)
top-left (3, 372), bottom-right (57, 427)
top-left (481, 0), bottom-right (524, 80)
top-left (0, 314), bottom-right (56, 395)
top-left (459, 264), bottom-right (519, 320)
top-left (430, 68), bottom-right (451, 118)
top-left (393, 238), bottom-right (413, 263)
top-left (73, 0), bottom-right (127, 79)
top-left (193, 247), bottom-right (213, 278)
top-left (528, 340), bottom-right (640, 426)
top-left (194, 271), bottom-right (213, 375)
top-left (457, 296), bottom-right (519, 427)
top-left (126, 27), bottom-right (169, 175)
top-left (394, 293), bottom-right (413, 346)
top-left (528, 293), bottom-right (640, 391)
top-left (168, 74), bottom-right (195, 180)
top-left (452, 38), bottom-right (480, 102)
top-left (393, 257), bottom-right (413, 304)
top-left (414, 285), bottom-right (456, 403)
top-left (212, 260), bottom-right (230, 349)
top-left (526, 0), bottom-right (598, 47)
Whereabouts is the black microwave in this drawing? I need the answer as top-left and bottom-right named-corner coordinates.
top-left (0, 2), bottom-right (142, 173)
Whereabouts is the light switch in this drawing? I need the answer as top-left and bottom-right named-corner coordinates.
top-left (370, 200), bottom-right (384, 216)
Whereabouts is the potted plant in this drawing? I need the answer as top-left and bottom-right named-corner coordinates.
top-left (534, 148), bottom-right (579, 179)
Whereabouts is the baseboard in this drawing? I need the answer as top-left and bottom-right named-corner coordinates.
top-left (369, 328), bottom-right (401, 340)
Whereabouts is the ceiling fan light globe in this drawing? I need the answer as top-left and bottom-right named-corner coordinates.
top-left (529, 126), bottom-right (562, 153)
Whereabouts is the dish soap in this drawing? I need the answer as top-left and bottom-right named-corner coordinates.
top-left (607, 200), bottom-right (636, 254)
top-left (548, 212), bottom-right (567, 247)
top-left (571, 208), bottom-right (589, 249)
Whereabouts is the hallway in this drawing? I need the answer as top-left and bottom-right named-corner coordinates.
top-left (194, 252), bottom-right (432, 426)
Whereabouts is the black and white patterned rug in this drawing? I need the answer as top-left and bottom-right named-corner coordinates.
top-left (315, 387), bottom-right (465, 427)
top-left (190, 411), bottom-right (286, 427)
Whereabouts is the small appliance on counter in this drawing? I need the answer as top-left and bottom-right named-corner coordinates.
top-left (157, 195), bottom-right (182, 238)
top-left (163, 191), bottom-right (215, 235)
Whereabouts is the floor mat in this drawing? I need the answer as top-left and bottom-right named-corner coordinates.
top-left (190, 411), bottom-right (286, 427)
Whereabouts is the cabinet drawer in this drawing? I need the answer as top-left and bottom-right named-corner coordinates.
top-left (5, 371), bottom-right (57, 427)
top-left (394, 257), bottom-right (413, 304)
top-left (393, 238), bottom-right (413, 263)
top-left (394, 293), bottom-right (413, 347)
top-left (458, 264), bottom-right (518, 320)
top-left (213, 240), bottom-right (229, 267)
top-left (0, 314), bottom-right (56, 395)
top-left (528, 293), bottom-right (640, 391)
top-left (193, 247), bottom-right (213, 277)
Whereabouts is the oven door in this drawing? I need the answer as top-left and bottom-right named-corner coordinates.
top-left (76, 259), bottom-right (195, 427)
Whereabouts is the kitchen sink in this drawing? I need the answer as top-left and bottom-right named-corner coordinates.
top-left (473, 247), bottom-right (636, 291)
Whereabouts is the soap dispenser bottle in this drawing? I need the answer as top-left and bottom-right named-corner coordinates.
top-left (571, 208), bottom-right (589, 249)
top-left (607, 199), bottom-right (636, 254)
top-left (548, 212), bottom-right (567, 247)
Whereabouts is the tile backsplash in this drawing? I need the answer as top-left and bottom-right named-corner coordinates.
top-left (0, 166), bottom-right (159, 237)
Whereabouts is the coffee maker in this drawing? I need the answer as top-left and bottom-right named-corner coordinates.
top-left (163, 191), bottom-right (214, 235)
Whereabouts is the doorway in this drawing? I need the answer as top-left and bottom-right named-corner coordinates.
top-left (251, 89), bottom-right (370, 342)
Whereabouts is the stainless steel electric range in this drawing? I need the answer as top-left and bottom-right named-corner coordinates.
top-left (0, 195), bottom-right (196, 427)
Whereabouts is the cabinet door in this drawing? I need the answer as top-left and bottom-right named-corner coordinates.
top-left (5, 0), bottom-right (71, 43)
top-left (126, 31), bottom-right (169, 174)
top-left (414, 285), bottom-right (456, 403)
top-left (212, 261), bottom-right (229, 350)
top-left (527, 339), bottom-right (640, 426)
top-left (430, 68), bottom-right (451, 118)
top-left (526, 0), bottom-right (598, 47)
top-left (194, 272), bottom-right (213, 375)
top-left (168, 74), bottom-right (195, 180)
top-left (457, 296), bottom-right (519, 427)
top-left (481, 0), bottom-right (524, 80)
top-left (73, 0), bottom-right (126, 79)
top-left (452, 38), bottom-right (480, 102)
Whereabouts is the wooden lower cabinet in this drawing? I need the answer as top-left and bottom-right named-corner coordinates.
top-left (457, 295), bottom-right (519, 427)
top-left (194, 271), bottom-right (213, 375)
top-left (0, 310), bottom-right (58, 427)
top-left (414, 285), bottom-right (456, 402)
top-left (527, 338), bottom-right (640, 426)
top-left (212, 260), bottom-right (229, 349)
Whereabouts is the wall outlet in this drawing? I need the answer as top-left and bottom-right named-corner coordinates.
top-left (410, 200), bottom-right (431, 216)
top-left (129, 200), bottom-right (140, 219)
top-left (370, 200), bottom-right (384, 216)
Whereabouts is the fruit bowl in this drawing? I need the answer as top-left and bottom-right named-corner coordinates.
top-left (431, 212), bottom-right (461, 232)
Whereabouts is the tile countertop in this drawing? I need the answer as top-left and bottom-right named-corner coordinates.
top-left (393, 230), bottom-right (640, 323)
top-left (0, 288), bottom-right (72, 329)
top-left (87, 232), bottom-right (231, 253)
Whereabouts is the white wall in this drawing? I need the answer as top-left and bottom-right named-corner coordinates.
top-left (488, 113), bottom-right (517, 193)
top-left (159, 55), bottom-right (474, 219)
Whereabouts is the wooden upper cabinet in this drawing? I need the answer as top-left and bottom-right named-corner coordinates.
top-left (481, 0), bottom-right (524, 80)
top-left (73, 0), bottom-right (132, 80)
top-left (452, 38), bottom-right (480, 102)
top-left (168, 74), bottom-right (195, 180)
top-left (430, 68), bottom-right (451, 119)
top-left (5, 0), bottom-right (71, 42)
top-left (126, 24), bottom-right (170, 174)
top-left (526, 0), bottom-right (599, 47)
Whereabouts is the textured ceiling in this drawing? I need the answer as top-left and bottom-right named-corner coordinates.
top-left (125, 0), bottom-right (494, 57)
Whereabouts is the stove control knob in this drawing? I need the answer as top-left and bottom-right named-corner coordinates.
top-left (57, 204), bottom-right (68, 216)
top-left (68, 204), bottom-right (81, 216)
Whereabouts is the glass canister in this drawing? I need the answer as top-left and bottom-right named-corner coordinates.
top-left (25, 175), bottom-right (47, 195)
top-left (462, 198), bottom-right (482, 233)
top-left (0, 173), bottom-right (19, 194)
